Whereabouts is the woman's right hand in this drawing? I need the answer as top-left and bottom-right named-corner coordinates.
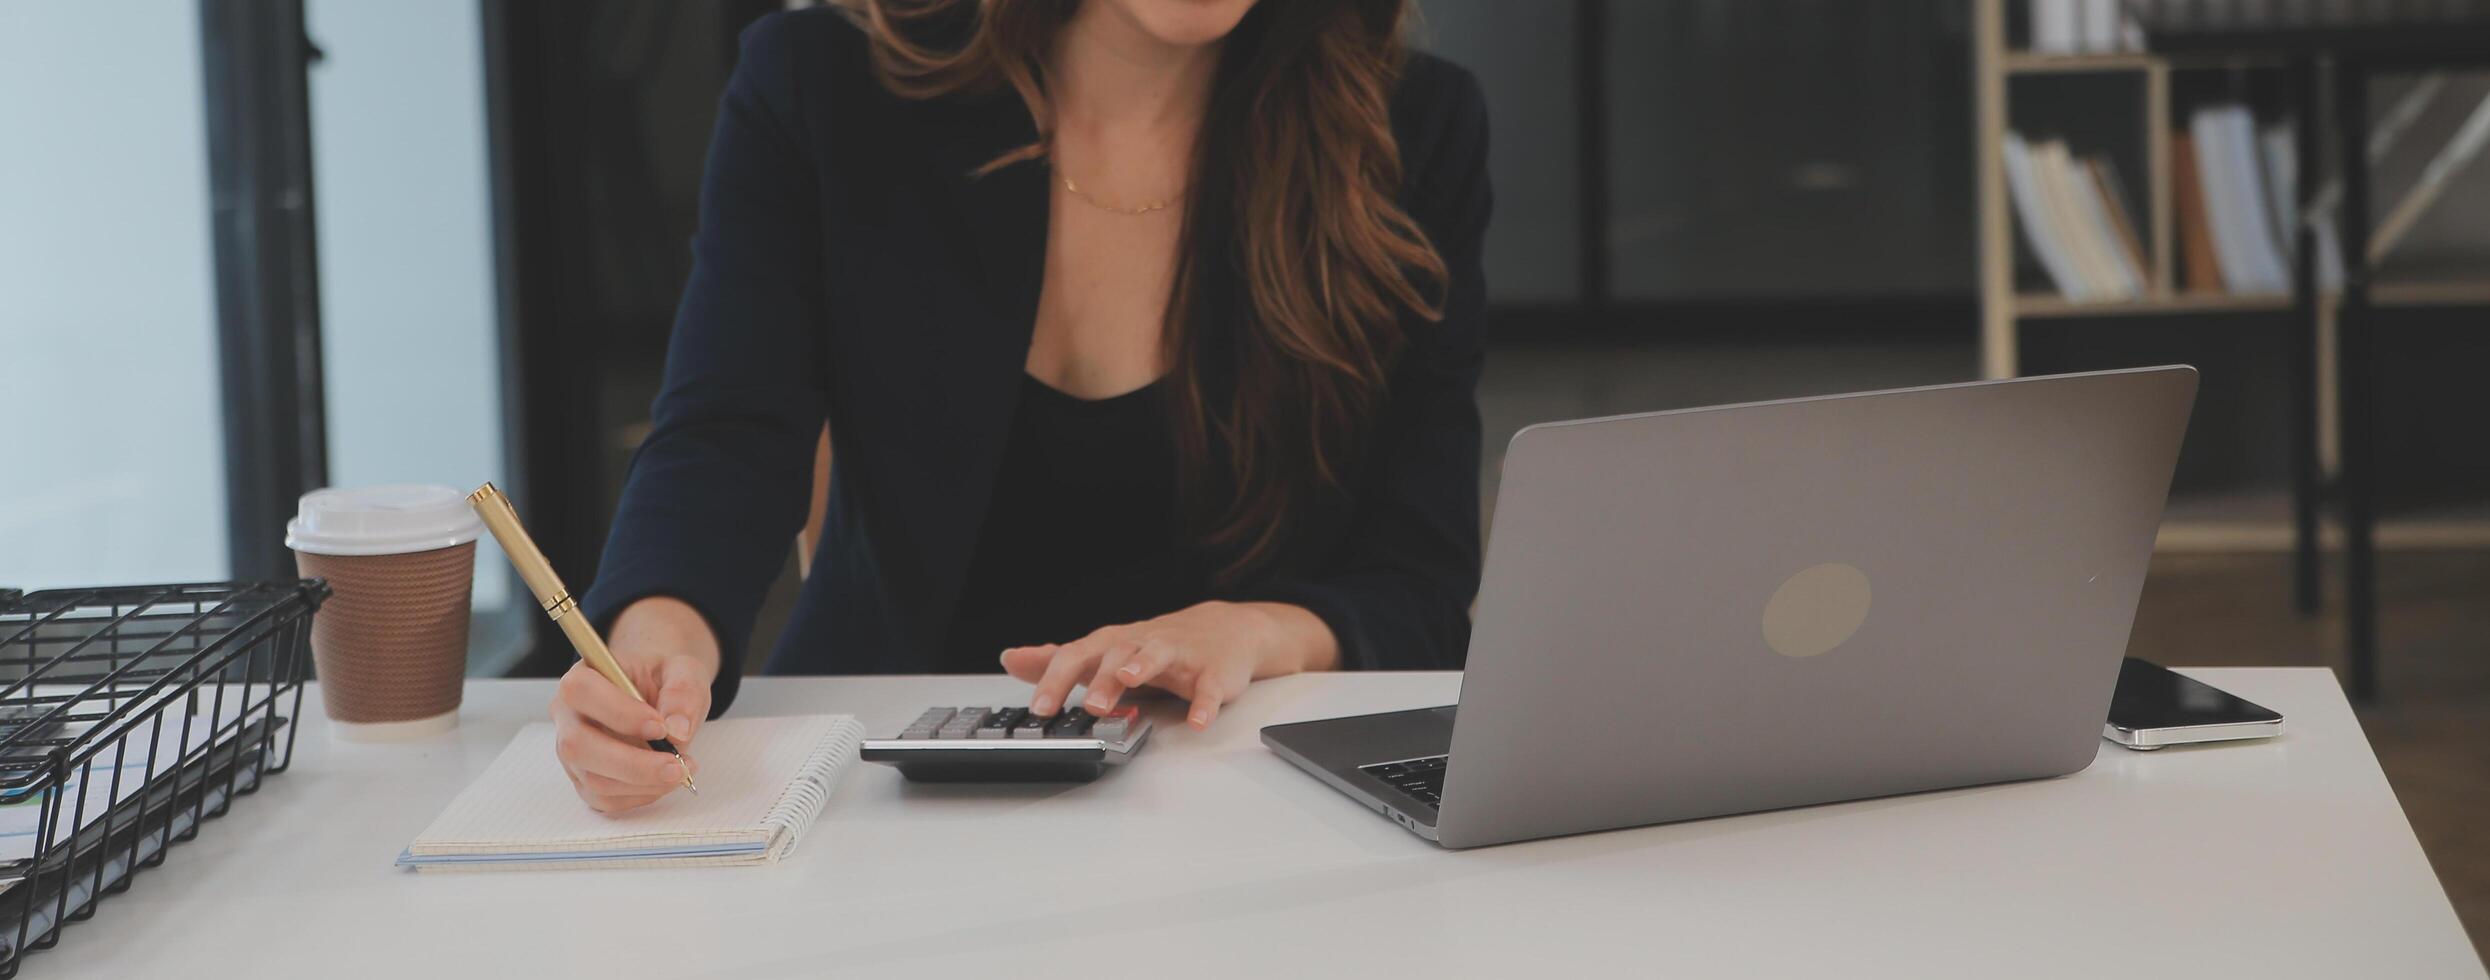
top-left (550, 596), bottom-right (721, 812)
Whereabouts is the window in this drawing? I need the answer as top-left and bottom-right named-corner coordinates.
top-left (0, 3), bottom-right (230, 591)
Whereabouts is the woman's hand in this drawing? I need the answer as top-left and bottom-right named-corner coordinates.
top-left (1000, 601), bottom-right (1338, 730)
top-left (549, 596), bottom-right (720, 812)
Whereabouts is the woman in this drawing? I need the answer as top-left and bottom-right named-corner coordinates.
top-left (557, 0), bottom-right (1489, 812)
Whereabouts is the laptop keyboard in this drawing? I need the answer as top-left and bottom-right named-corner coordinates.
top-left (1361, 755), bottom-right (1448, 809)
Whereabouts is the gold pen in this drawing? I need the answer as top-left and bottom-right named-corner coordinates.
top-left (467, 482), bottom-right (698, 796)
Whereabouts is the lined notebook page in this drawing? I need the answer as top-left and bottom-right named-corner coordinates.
top-left (406, 714), bottom-right (863, 868)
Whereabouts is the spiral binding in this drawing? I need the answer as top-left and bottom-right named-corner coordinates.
top-left (759, 716), bottom-right (867, 860)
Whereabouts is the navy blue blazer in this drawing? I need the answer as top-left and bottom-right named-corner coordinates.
top-left (582, 8), bottom-right (1491, 715)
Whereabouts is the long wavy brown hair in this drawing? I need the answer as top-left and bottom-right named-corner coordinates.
top-left (837, 0), bottom-right (1447, 580)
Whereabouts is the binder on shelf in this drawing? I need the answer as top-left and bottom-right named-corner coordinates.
top-left (2028, 0), bottom-right (2141, 54)
top-left (2257, 123), bottom-right (2298, 262)
top-left (2003, 132), bottom-right (2090, 299)
top-left (2060, 143), bottom-right (2143, 297)
top-left (2088, 155), bottom-right (2151, 288)
top-left (2035, 140), bottom-right (2112, 297)
top-left (2171, 131), bottom-right (2228, 293)
top-left (2252, 120), bottom-right (2348, 291)
top-left (2190, 104), bottom-right (2292, 295)
top-left (2030, 0), bottom-right (2081, 54)
top-left (2006, 132), bottom-right (2146, 302)
top-left (2005, 110), bottom-right (2348, 305)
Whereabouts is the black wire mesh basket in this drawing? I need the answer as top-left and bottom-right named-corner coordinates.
top-left (0, 581), bottom-right (325, 977)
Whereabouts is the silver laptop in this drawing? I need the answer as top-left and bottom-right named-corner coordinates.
top-left (1262, 366), bottom-right (2197, 848)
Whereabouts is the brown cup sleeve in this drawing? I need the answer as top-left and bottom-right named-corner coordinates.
top-left (295, 542), bottom-right (474, 724)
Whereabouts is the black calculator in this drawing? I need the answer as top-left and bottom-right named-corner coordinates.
top-left (858, 706), bottom-right (1152, 782)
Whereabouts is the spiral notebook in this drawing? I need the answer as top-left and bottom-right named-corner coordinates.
top-left (398, 714), bottom-right (865, 872)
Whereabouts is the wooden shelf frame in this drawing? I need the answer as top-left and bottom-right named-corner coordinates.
top-left (2004, 50), bottom-right (2292, 75)
top-left (2013, 291), bottom-right (2292, 318)
top-left (1972, 0), bottom-right (2326, 620)
top-left (2002, 51), bottom-right (2160, 73)
top-left (1976, 1), bottom-right (2191, 376)
top-left (2015, 282), bottom-right (2490, 318)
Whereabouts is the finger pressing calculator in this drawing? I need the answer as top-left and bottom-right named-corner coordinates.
top-left (858, 706), bottom-right (1152, 782)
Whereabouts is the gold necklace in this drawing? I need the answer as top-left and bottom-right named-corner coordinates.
top-left (1056, 167), bottom-right (1180, 216)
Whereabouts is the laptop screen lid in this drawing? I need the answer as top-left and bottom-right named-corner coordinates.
top-left (1433, 367), bottom-right (2196, 848)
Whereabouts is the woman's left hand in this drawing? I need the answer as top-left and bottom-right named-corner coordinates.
top-left (1001, 601), bottom-right (1338, 730)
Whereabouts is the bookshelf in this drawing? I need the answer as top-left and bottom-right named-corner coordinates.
top-left (1976, 3), bottom-right (2490, 379)
top-left (1972, 0), bottom-right (2331, 609)
top-left (1973, 1), bottom-right (2302, 380)
top-left (1976, 0), bottom-right (2490, 700)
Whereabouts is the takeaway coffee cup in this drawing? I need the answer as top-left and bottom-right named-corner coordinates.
top-left (285, 485), bottom-right (480, 741)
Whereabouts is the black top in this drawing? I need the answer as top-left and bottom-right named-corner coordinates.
top-left (579, 7), bottom-right (1493, 716)
top-left (940, 374), bottom-right (1200, 672)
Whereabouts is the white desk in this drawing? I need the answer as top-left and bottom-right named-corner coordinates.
top-left (27, 669), bottom-right (2480, 979)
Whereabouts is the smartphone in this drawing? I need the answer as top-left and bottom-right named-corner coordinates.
top-left (2104, 658), bottom-right (2283, 750)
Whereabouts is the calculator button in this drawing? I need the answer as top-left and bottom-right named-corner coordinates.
top-left (1046, 708), bottom-right (1096, 737)
top-left (935, 708), bottom-right (988, 739)
top-left (1012, 712), bottom-right (1054, 738)
top-left (977, 708), bottom-right (1025, 738)
top-left (899, 707), bottom-right (955, 739)
top-left (1091, 706), bottom-right (1140, 742)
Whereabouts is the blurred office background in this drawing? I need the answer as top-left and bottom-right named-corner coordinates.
top-left (2, 0), bottom-right (2485, 950)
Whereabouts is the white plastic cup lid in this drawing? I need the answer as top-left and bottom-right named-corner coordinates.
top-left (284, 484), bottom-right (485, 556)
